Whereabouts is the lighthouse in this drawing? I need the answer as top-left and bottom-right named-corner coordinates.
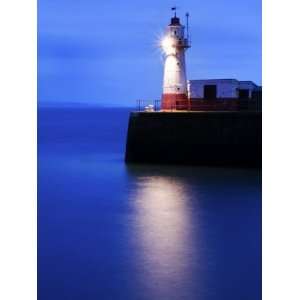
top-left (161, 9), bottom-right (190, 110)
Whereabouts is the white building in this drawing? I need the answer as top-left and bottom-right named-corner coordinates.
top-left (187, 79), bottom-right (261, 100)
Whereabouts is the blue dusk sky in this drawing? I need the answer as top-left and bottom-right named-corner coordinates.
top-left (38, 0), bottom-right (261, 106)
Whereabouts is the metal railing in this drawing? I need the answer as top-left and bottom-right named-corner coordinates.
top-left (136, 100), bottom-right (161, 112)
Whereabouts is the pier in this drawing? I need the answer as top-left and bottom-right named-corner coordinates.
top-left (125, 111), bottom-right (261, 167)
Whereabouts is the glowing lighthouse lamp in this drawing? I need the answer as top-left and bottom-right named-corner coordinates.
top-left (161, 8), bottom-right (191, 110)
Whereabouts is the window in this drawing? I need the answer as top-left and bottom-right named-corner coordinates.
top-left (239, 89), bottom-right (250, 99)
top-left (204, 85), bottom-right (217, 99)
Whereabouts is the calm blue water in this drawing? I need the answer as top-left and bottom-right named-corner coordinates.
top-left (38, 107), bottom-right (261, 300)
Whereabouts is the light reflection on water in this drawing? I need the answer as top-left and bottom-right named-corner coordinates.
top-left (133, 176), bottom-right (194, 270)
top-left (127, 166), bottom-right (206, 299)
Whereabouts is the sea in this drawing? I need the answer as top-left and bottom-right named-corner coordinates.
top-left (38, 106), bottom-right (261, 300)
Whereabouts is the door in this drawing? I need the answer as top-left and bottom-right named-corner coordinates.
top-left (239, 89), bottom-right (250, 99)
top-left (204, 85), bottom-right (217, 100)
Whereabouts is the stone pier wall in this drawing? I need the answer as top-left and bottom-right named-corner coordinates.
top-left (125, 111), bottom-right (261, 167)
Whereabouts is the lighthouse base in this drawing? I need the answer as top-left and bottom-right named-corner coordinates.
top-left (161, 93), bottom-right (189, 110)
top-left (125, 111), bottom-right (261, 167)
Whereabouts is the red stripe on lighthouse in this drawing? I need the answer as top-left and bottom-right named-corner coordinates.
top-left (161, 93), bottom-right (189, 110)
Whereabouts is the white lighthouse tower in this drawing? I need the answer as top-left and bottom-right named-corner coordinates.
top-left (161, 9), bottom-right (190, 110)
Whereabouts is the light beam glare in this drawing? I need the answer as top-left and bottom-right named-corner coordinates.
top-left (161, 36), bottom-right (176, 55)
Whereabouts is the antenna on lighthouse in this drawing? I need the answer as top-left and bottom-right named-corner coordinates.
top-left (171, 6), bottom-right (177, 17)
top-left (186, 12), bottom-right (190, 46)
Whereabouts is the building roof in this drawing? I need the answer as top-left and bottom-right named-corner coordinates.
top-left (188, 79), bottom-right (239, 85)
top-left (188, 79), bottom-right (259, 86)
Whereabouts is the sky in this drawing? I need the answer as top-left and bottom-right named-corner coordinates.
top-left (38, 0), bottom-right (261, 106)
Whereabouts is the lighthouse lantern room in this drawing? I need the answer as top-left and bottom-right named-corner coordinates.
top-left (161, 8), bottom-right (190, 110)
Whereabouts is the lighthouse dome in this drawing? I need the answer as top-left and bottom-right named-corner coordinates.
top-left (169, 16), bottom-right (181, 26)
